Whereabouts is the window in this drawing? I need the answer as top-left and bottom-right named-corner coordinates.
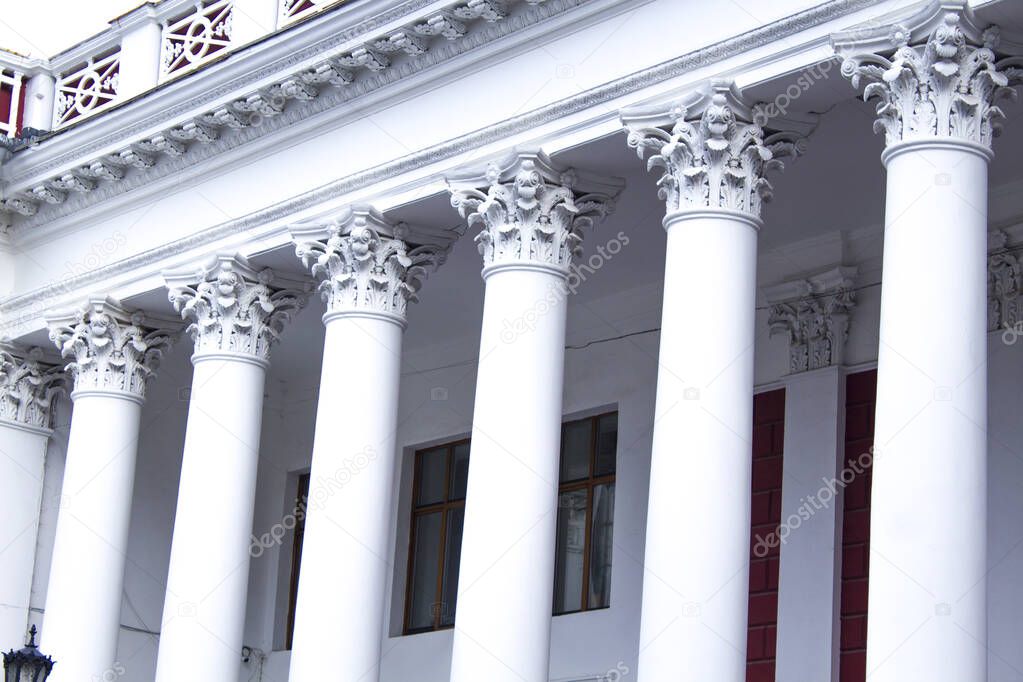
top-left (402, 413), bottom-right (617, 634)
top-left (285, 474), bottom-right (310, 650)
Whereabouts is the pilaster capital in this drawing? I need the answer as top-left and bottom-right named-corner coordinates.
top-left (164, 255), bottom-right (310, 364)
top-left (291, 206), bottom-right (451, 323)
top-left (0, 342), bottom-right (66, 430)
top-left (834, 1), bottom-right (1023, 150)
top-left (766, 266), bottom-right (858, 374)
top-left (621, 82), bottom-right (804, 218)
top-left (46, 297), bottom-right (179, 400)
top-left (448, 150), bottom-right (622, 273)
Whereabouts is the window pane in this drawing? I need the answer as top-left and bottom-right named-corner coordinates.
top-left (588, 483), bottom-right (615, 609)
top-left (560, 419), bottom-right (592, 483)
top-left (553, 489), bottom-right (587, 614)
top-left (408, 512), bottom-right (443, 630)
top-left (417, 447), bottom-right (447, 507)
top-left (439, 507), bottom-right (465, 627)
top-left (449, 442), bottom-right (470, 501)
top-left (594, 414), bottom-right (618, 476)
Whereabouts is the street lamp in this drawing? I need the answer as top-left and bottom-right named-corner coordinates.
top-left (3, 626), bottom-right (54, 682)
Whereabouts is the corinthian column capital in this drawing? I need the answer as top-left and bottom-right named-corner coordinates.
top-left (292, 206), bottom-right (450, 325)
top-left (834, 2), bottom-right (1023, 150)
top-left (765, 266), bottom-right (858, 374)
top-left (46, 297), bottom-right (179, 400)
top-left (164, 255), bottom-right (310, 365)
top-left (448, 150), bottom-right (622, 273)
top-left (622, 82), bottom-right (804, 218)
top-left (0, 343), bottom-right (66, 430)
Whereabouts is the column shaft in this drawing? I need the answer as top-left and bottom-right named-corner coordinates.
top-left (0, 422), bottom-right (50, 649)
top-left (154, 356), bottom-right (267, 682)
top-left (866, 141), bottom-right (988, 680)
top-left (449, 264), bottom-right (567, 682)
top-left (42, 393), bottom-right (142, 682)
top-left (638, 210), bottom-right (757, 682)
top-left (288, 314), bottom-right (403, 681)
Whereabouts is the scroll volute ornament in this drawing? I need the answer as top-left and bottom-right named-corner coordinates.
top-left (623, 85), bottom-right (804, 217)
top-left (448, 151), bottom-right (622, 270)
top-left (836, 5), bottom-right (1023, 149)
top-left (0, 345), bottom-right (66, 429)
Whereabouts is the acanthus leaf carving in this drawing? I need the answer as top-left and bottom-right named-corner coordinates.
top-left (46, 297), bottom-right (178, 399)
top-left (292, 207), bottom-right (449, 321)
top-left (165, 255), bottom-right (309, 362)
top-left (448, 151), bottom-right (621, 271)
top-left (836, 8), bottom-right (1023, 149)
top-left (0, 343), bottom-right (66, 429)
top-left (622, 83), bottom-right (803, 217)
top-left (766, 266), bottom-right (857, 374)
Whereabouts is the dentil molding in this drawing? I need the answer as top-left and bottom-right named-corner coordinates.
top-left (46, 297), bottom-right (180, 399)
top-left (292, 206), bottom-right (452, 322)
top-left (165, 255), bottom-right (311, 363)
top-left (0, 343), bottom-right (66, 430)
top-left (621, 82), bottom-right (805, 218)
top-left (448, 150), bottom-right (622, 272)
top-left (834, 0), bottom-right (1023, 150)
top-left (766, 266), bottom-right (857, 374)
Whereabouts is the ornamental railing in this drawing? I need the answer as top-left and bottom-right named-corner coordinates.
top-left (53, 51), bottom-right (121, 128)
top-left (161, 0), bottom-right (235, 78)
top-left (0, 68), bottom-right (24, 137)
top-left (279, 0), bottom-right (347, 27)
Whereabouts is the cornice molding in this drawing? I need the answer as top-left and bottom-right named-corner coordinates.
top-left (448, 150), bottom-right (621, 272)
top-left (164, 254), bottom-right (310, 363)
top-left (766, 265), bottom-right (858, 374)
top-left (0, 0), bottom-right (889, 325)
top-left (2, 0), bottom-right (579, 228)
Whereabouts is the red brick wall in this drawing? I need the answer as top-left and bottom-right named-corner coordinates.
top-left (839, 370), bottom-right (877, 682)
top-left (747, 388), bottom-right (785, 682)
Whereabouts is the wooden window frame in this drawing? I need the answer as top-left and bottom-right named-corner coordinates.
top-left (554, 412), bottom-right (617, 616)
top-left (402, 438), bottom-right (469, 635)
top-left (285, 473), bottom-right (310, 650)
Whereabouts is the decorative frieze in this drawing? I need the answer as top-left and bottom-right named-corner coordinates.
top-left (292, 207), bottom-right (450, 321)
top-left (46, 297), bottom-right (178, 398)
top-left (0, 344), bottom-right (66, 429)
top-left (766, 266), bottom-right (857, 374)
top-left (165, 255), bottom-right (309, 362)
top-left (834, 3), bottom-right (1023, 149)
top-left (448, 151), bottom-right (621, 271)
top-left (1, 0), bottom-right (560, 221)
top-left (621, 82), bottom-right (804, 218)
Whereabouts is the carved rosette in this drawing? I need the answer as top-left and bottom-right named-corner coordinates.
top-left (766, 268), bottom-right (857, 374)
top-left (837, 9), bottom-right (1023, 149)
top-left (449, 152), bottom-right (621, 271)
top-left (0, 344), bottom-right (66, 429)
top-left (166, 256), bottom-right (308, 362)
top-left (623, 87), bottom-right (803, 217)
top-left (47, 298), bottom-right (177, 399)
top-left (294, 208), bottom-right (448, 322)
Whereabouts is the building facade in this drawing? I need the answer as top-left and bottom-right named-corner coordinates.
top-left (1, 0), bottom-right (1022, 681)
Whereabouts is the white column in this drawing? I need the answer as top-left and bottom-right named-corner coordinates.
top-left (41, 298), bottom-right (176, 682)
top-left (288, 207), bottom-right (450, 682)
top-left (622, 84), bottom-right (802, 682)
top-left (447, 152), bottom-right (620, 682)
top-left (837, 8), bottom-right (1021, 680)
top-left (231, 0), bottom-right (279, 46)
top-left (153, 256), bottom-right (306, 682)
top-left (114, 6), bottom-right (163, 98)
top-left (0, 345), bottom-right (64, 650)
top-left (22, 72), bottom-right (55, 132)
